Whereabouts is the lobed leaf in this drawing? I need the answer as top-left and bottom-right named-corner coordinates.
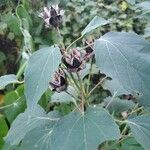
top-left (94, 32), bottom-right (150, 107)
top-left (20, 107), bottom-right (120, 150)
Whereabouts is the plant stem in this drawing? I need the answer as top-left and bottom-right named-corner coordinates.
top-left (66, 35), bottom-right (83, 51)
top-left (80, 42), bottom-right (94, 51)
top-left (121, 124), bottom-right (128, 136)
top-left (128, 106), bottom-right (144, 115)
top-left (117, 133), bottom-right (132, 144)
top-left (56, 27), bottom-right (65, 50)
top-left (86, 58), bottom-right (93, 95)
top-left (76, 72), bottom-right (86, 98)
top-left (114, 119), bottom-right (127, 124)
top-left (17, 61), bottom-right (27, 79)
top-left (70, 73), bottom-right (80, 91)
top-left (87, 76), bottom-right (107, 97)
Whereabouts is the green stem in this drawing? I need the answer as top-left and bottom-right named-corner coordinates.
top-left (121, 124), bottom-right (128, 136)
top-left (128, 106), bottom-right (144, 115)
top-left (17, 61), bottom-right (27, 79)
top-left (56, 27), bottom-right (65, 50)
top-left (66, 35), bottom-right (83, 51)
top-left (76, 72), bottom-right (86, 98)
top-left (87, 76), bottom-right (107, 97)
top-left (70, 73), bottom-right (80, 91)
top-left (114, 119), bottom-right (127, 124)
top-left (80, 42), bottom-right (94, 51)
top-left (86, 58), bottom-right (93, 95)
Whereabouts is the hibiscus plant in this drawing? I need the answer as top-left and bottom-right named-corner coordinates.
top-left (0, 3), bottom-right (150, 150)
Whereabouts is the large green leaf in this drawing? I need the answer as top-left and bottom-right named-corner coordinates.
top-left (127, 114), bottom-right (150, 150)
top-left (21, 107), bottom-right (120, 150)
top-left (94, 32), bottom-right (150, 107)
top-left (4, 105), bottom-right (48, 145)
top-left (24, 46), bottom-right (61, 107)
top-left (0, 75), bottom-right (19, 89)
top-left (81, 16), bottom-right (109, 36)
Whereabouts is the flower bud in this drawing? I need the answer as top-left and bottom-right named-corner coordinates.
top-left (49, 68), bottom-right (67, 92)
top-left (62, 48), bottom-right (85, 72)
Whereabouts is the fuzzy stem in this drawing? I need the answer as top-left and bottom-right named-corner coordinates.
top-left (86, 58), bottom-right (93, 95)
top-left (87, 76), bottom-right (107, 97)
top-left (66, 35), bottom-right (83, 51)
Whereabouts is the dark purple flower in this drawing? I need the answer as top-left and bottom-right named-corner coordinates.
top-left (49, 68), bottom-right (67, 92)
top-left (39, 5), bottom-right (64, 28)
top-left (62, 48), bottom-right (85, 72)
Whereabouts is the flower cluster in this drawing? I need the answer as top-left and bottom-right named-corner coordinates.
top-left (39, 5), bottom-right (64, 28)
top-left (43, 5), bottom-right (95, 92)
top-left (62, 48), bottom-right (85, 72)
top-left (49, 44), bottom-right (94, 92)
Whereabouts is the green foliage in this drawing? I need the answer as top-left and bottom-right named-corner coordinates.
top-left (0, 75), bottom-right (19, 89)
top-left (94, 32), bottom-right (150, 107)
top-left (20, 107), bottom-right (120, 150)
top-left (127, 114), bottom-right (150, 150)
top-left (4, 105), bottom-right (47, 145)
top-left (0, 0), bottom-right (150, 150)
top-left (24, 46), bottom-right (61, 107)
top-left (81, 16), bottom-right (109, 36)
top-left (4, 85), bottom-right (26, 123)
top-left (0, 117), bottom-right (8, 149)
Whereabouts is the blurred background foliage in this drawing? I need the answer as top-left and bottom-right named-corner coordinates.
top-left (0, 0), bottom-right (150, 149)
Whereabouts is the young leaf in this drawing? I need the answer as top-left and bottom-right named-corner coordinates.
top-left (94, 32), bottom-right (150, 107)
top-left (4, 105), bottom-right (48, 145)
top-left (24, 46), bottom-right (61, 107)
top-left (20, 107), bottom-right (120, 150)
top-left (81, 16), bottom-right (109, 36)
top-left (0, 75), bottom-right (19, 89)
top-left (127, 114), bottom-right (150, 150)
